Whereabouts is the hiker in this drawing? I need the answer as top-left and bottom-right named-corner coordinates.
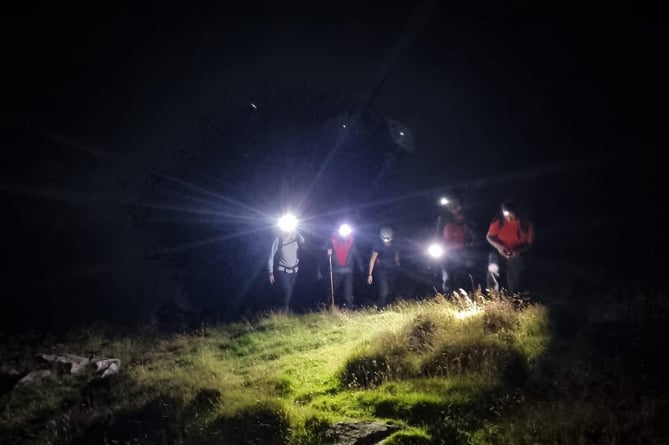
top-left (485, 200), bottom-right (535, 294)
top-left (321, 223), bottom-right (364, 308)
top-left (268, 214), bottom-right (305, 311)
top-left (440, 195), bottom-right (478, 293)
top-left (367, 226), bottom-right (401, 308)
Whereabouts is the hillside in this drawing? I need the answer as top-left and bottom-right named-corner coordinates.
top-left (1, 290), bottom-right (667, 444)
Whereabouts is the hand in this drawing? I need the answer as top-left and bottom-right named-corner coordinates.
top-left (367, 275), bottom-right (373, 285)
top-left (505, 250), bottom-right (517, 258)
top-left (269, 274), bottom-right (275, 285)
top-left (327, 248), bottom-right (333, 256)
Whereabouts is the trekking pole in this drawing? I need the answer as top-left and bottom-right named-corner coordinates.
top-left (328, 251), bottom-right (335, 310)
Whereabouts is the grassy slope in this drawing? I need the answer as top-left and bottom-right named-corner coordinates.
top-left (1, 291), bottom-right (667, 444)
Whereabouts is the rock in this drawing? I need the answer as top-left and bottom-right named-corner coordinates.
top-left (41, 353), bottom-right (90, 374)
top-left (326, 421), bottom-right (401, 445)
top-left (17, 370), bottom-right (52, 386)
top-left (94, 358), bottom-right (121, 378)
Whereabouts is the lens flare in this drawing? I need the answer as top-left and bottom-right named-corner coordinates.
top-left (338, 223), bottom-right (352, 237)
top-left (278, 213), bottom-right (298, 232)
top-left (427, 243), bottom-right (444, 258)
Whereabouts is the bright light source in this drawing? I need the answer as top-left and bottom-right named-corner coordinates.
top-left (428, 243), bottom-right (444, 258)
top-left (338, 223), bottom-right (352, 237)
top-left (380, 227), bottom-right (393, 242)
top-left (399, 131), bottom-right (405, 136)
top-left (250, 102), bottom-right (258, 110)
top-left (439, 197), bottom-right (449, 206)
top-left (278, 213), bottom-right (298, 232)
top-left (342, 123), bottom-right (347, 128)
top-left (502, 210), bottom-right (510, 217)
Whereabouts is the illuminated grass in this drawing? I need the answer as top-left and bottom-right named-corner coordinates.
top-left (1, 291), bottom-right (666, 444)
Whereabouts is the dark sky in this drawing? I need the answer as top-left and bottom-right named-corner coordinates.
top-left (5, 3), bottom-right (664, 190)
top-left (1, 3), bottom-right (667, 329)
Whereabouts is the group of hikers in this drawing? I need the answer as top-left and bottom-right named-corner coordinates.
top-left (268, 197), bottom-right (535, 312)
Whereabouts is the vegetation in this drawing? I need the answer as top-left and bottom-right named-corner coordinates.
top-left (1, 289), bottom-right (667, 444)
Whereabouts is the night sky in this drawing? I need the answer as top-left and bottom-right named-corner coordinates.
top-left (2, 3), bottom-right (666, 332)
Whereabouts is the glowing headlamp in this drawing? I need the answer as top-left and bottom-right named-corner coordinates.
top-left (338, 223), bottom-right (352, 237)
top-left (502, 210), bottom-right (511, 217)
top-left (427, 243), bottom-right (444, 258)
top-left (379, 226), bottom-right (393, 242)
top-left (277, 213), bottom-right (298, 232)
top-left (439, 197), bottom-right (449, 206)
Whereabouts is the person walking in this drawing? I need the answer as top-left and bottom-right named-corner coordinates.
top-left (268, 214), bottom-right (305, 311)
top-left (323, 223), bottom-right (363, 308)
top-left (367, 226), bottom-right (400, 308)
top-left (485, 200), bottom-right (534, 294)
top-left (440, 196), bottom-right (477, 293)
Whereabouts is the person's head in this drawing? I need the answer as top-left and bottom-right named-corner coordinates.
top-left (445, 195), bottom-right (463, 215)
top-left (439, 194), bottom-right (462, 212)
top-left (335, 223), bottom-right (353, 239)
top-left (277, 212), bottom-right (298, 233)
top-left (379, 226), bottom-right (393, 244)
top-left (501, 200), bottom-right (519, 222)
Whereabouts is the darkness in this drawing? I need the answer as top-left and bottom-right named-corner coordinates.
top-left (1, 3), bottom-right (666, 333)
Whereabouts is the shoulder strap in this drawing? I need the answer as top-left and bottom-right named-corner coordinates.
top-left (280, 238), bottom-right (298, 248)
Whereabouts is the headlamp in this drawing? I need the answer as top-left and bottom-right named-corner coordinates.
top-left (277, 213), bottom-right (298, 232)
top-left (427, 243), bottom-right (444, 258)
top-left (338, 223), bottom-right (352, 237)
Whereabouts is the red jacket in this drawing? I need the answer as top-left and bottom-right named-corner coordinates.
top-left (487, 219), bottom-right (534, 251)
top-left (443, 214), bottom-right (473, 250)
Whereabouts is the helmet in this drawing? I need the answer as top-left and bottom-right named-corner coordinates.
top-left (379, 226), bottom-right (393, 241)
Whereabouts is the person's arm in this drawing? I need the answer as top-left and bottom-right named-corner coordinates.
top-left (486, 219), bottom-right (509, 256)
top-left (367, 251), bottom-right (379, 284)
top-left (486, 233), bottom-right (510, 257)
top-left (486, 233), bottom-right (505, 252)
top-left (321, 245), bottom-right (332, 280)
top-left (316, 237), bottom-right (332, 280)
top-left (268, 238), bottom-right (279, 284)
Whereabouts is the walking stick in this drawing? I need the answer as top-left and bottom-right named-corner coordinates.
top-left (328, 252), bottom-right (335, 310)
